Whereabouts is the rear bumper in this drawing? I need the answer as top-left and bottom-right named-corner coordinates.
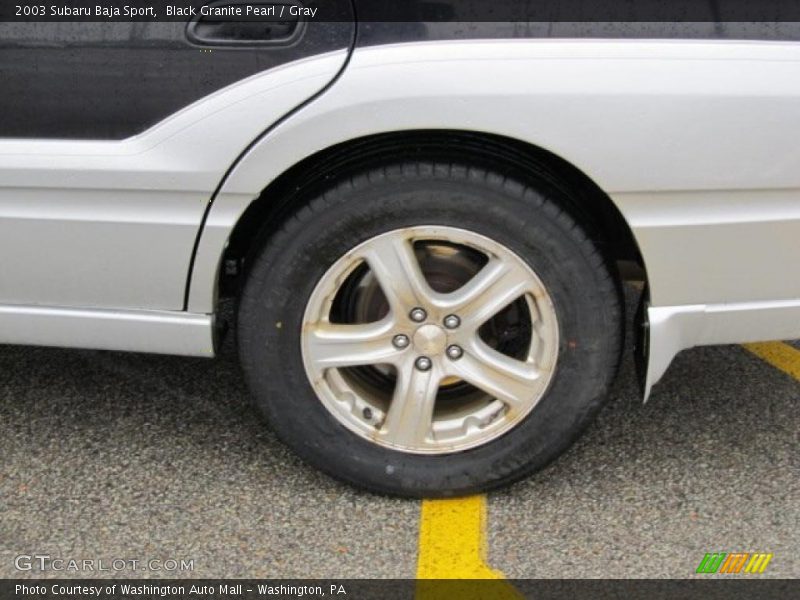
top-left (644, 299), bottom-right (800, 399)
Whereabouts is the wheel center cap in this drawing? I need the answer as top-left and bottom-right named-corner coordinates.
top-left (413, 324), bottom-right (447, 356)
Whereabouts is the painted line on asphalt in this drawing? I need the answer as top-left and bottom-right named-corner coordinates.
top-left (416, 495), bottom-right (523, 598)
top-left (743, 341), bottom-right (800, 381)
top-left (417, 495), bottom-right (502, 579)
top-left (412, 341), bottom-right (797, 595)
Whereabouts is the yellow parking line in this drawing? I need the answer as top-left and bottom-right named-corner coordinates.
top-left (417, 495), bottom-right (502, 579)
top-left (412, 341), bottom-right (797, 598)
top-left (416, 495), bottom-right (523, 599)
top-left (743, 341), bottom-right (800, 381)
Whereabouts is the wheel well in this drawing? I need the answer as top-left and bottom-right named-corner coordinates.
top-left (220, 130), bottom-right (644, 297)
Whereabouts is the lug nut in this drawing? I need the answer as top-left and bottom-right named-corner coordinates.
top-left (392, 334), bottom-right (410, 349)
top-left (443, 314), bottom-right (461, 329)
top-left (446, 345), bottom-right (464, 360)
top-left (415, 356), bottom-right (433, 372)
top-left (409, 307), bottom-right (427, 323)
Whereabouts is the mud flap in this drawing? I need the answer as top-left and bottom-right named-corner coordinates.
top-left (634, 285), bottom-right (650, 401)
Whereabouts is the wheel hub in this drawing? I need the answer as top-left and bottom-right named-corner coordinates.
top-left (412, 324), bottom-right (447, 356)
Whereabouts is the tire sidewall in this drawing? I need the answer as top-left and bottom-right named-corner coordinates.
top-left (239, 167), bottom-right (619, 496)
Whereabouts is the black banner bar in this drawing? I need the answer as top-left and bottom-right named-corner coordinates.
top-left (6, 0), bottom-right (800, 23)
top-left (1, 579), bottom-right (799, 600)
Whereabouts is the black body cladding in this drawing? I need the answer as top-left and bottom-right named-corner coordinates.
top-left (0, 12), bottom-right (353, 139)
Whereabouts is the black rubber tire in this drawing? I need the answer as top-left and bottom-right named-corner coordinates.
top-left (238, 162), bottom-right (621, 497)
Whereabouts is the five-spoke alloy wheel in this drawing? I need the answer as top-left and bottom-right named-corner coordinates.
top-left (301, 226), bottom-right (559, 454)
top-left (238, 162), bottom-right (621, 497)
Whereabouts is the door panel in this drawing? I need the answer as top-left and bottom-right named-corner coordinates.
top-left (0, 13), bottom-right (352, 139)
top-left (0, 5), bottom-right (354, 311)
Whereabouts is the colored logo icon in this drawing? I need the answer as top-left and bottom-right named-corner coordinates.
top-left (696, 553), bottom-right (773, 574)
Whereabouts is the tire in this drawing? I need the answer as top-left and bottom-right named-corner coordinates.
top-left (238, 162), bottom-right (621, 497)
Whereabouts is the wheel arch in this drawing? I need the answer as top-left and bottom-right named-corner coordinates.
top-left (186, 41), bottom-right (660, 317)
top-left (216, 129), bottom-right (645, 301)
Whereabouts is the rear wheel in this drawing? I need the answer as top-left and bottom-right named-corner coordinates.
top-left (238, 163), bottom-right (621, 497)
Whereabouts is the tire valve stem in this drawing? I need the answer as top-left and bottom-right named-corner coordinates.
top-left (362, 407), bottom-right (373, 421)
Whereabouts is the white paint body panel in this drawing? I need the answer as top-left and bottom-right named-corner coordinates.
top-left (1, 40), bottom-right (799, 386)
top-left (613, 190), bottom-right (800, 306)
top-left (0, 50), bottom-right (347, 310)
top-left (0, 305), bottom-right (214, 356)
top-left (646, 300), bottom-right (800, 397)
top-left (189, 40), bottom-right (800, 392)
top-left (213, 40), bottom-right (800, 196)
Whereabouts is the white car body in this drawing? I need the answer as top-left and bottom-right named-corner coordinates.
top-left (2, 39), bottom-right (799, 398)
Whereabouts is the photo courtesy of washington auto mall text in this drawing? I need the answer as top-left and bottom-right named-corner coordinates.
top-left (13, 583), bottom-right (348, 597)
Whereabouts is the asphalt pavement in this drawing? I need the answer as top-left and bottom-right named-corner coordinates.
top-left (1, 290), bottom-right (797, 579)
